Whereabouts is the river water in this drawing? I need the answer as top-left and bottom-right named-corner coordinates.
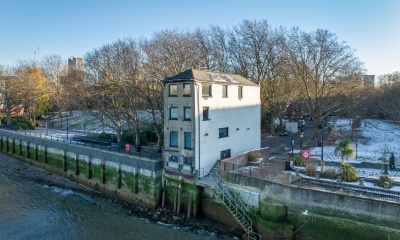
top-left (0, 174), bottom-right (229, 240)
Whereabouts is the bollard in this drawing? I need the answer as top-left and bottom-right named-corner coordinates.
top-left (336, 175), bottom-right (342, 183)
top-left (359, 178), bottom-right (364, 186)
top-left (296, 169), bottom-right (300, 176)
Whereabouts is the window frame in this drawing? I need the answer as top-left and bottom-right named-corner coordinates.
top-left (170, 131), bottom-right (178, 147)
top-left (184, 132), bottom-right (192, 150)
top-left (183, 83), bottom-right (191, 96)
top-left (183, 106), bottom-right (191, 121)
top-left (222, 85), bottom-right (228, 98)
top-left (169, 84), bottom-right (178, 96)
top-left (202, 107), bottom-right (210, 121)
top-left (220, 149), bottom-right (231, 160)
top-left (202, 85), bottom-right (212, 97)
top-left (169, 107), bottom-right (178, 120)
top-left (238, 86), bottom-right (243, 99)
top-left (219, 127), bottom-right (229, 138)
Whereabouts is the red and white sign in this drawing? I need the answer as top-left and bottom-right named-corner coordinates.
top-left (302, 150), bottom-right (310, 160)
top-left (125, 144), bottom-right (131, 152)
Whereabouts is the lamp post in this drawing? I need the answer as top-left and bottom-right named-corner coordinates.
top-left (300, 132), bottom-right (303, 149)
top-left (291, 137), bottom-right (294, 156)
top-left (321, 122), bottom-right (324, 171)
top-left (66, 115), bottom-right (69, 140)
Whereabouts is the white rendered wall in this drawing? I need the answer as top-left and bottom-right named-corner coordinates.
top-left (194, 83), bottom-right (260, 174)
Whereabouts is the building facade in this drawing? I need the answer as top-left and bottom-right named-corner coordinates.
top-left (68, 56), bottom-right (83, 73)
top-left (162, 69), bottom-right (260, 177)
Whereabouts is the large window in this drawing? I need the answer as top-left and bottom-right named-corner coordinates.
top-left (219, 127), bottom-right (229, 138)
top-left (184, 106), bottom-right (191, 120)
top-left (184, 132), bottom-right (192, 149)
top-left (238, 86), bottom-right (243, 99)
top-left (184, 157), bottom-right (193, 165)
top-left (220, 149), bottom-right (231, 160)
top-left (222, 85), bottom-right (228, 98)
top-left (169, 84), bottom-right (177, 96)
top-left (183, 83), bottom-right (191, 96)
top-left (170, 131), bottom-right (178, 147)
top-left (202, 85), bottom-right (212, 97)
top-left (203, 107), bottom-right (209, 121)
top-left (170, 107), bottom-right (178, 120)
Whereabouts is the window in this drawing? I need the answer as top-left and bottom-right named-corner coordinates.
top-left (222, 85), bottom-right (228, 98)
top-left (169, 156), bottom-right (178, 162)
top-left (184, 132), bottom-right (192, 149)
top-left (202, 85), bottom-right (212, 97)
top-left (183, 83), bottom-right (191, 96)
top-left (203, 107), bottom-right (209, 121)
top-left (170, 107), bottom-right (178, 120)
top-left (169, 84), bottom-right (177, 96)
top-left (220, 149), bottom-right (231, 160)
top-left (238, 86), bottom-right (243, 99)
top-left (184, 157), bottom-right (193, 165)
top-left (184, 106), bottom-right (191, 120)
top-left (219, 127), bottom-right (229, 138)
top-left (170, 131), bottom-right (178, 147)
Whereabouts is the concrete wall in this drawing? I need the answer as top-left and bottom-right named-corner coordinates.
top-left (224, 172), bottom-right (400, 224)
top-left (0, 130), bottom-right (162, 208)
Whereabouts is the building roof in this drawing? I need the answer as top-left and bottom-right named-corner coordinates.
top-left (162, 69), bottom-right (258, 86)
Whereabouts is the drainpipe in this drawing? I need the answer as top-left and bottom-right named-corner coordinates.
top-left (195, 83), bottom-right (201, 178)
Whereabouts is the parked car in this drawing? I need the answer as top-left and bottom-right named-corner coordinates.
top-left (278, 129), bottom-right (289, 136)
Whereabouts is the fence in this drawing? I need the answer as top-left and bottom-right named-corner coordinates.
top-left (223, 161), bottom-right (301, 184)
top-left (21, 130), bottom-right (162, 160)
top-left (293, 178), bottom-right (400, 203)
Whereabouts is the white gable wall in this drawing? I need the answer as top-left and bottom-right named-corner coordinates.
top-left (194, 83), bottom-right (260, 174)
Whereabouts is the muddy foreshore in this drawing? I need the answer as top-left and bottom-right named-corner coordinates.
top-left (0, 152), bottom-right (238, 239)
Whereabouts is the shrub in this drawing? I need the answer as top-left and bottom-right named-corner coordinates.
top-left (248, 151), bottom-right (261, 161)
top-left (121, 129), bottom-right (148, 146)
top-left (291, 155), bottom-right (304, 167)
top-left (1, 116), bottom-right (35, 130)
top-left (306, 164), bottom-right (316, 177)
top-left (376, 174), bottom-right (393, 188)
top-left (97, 132), bottom-right (116, 142)
top-left (340, 162), bottom-right (358, 182)
top-left (320, 169), bottom-right (337, 179)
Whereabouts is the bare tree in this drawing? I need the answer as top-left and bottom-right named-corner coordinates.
top-left (286, 28), bottom-right (364, 138)
top-left (40, 54), bottom-right (67, 116)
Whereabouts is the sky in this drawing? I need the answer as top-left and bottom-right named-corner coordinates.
top-left (0, 0), bottom-right (399, 77)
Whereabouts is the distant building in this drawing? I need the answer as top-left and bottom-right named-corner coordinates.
top-left (162, 69), bottom-right (261, 177)
top-left (68, 56), bottom-right (83, 73)
top-left (363, 75), bottom-right (375, 88)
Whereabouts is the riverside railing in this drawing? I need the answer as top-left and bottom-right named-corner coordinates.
top-left (19, 130), bottom-right (162, 160)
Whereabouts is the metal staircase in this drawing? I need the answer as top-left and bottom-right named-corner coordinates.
top-left (210, 171), bottom-right (260, 240)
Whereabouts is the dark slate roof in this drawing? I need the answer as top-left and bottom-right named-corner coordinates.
top-left (162, 69), bottom-right (258, 86)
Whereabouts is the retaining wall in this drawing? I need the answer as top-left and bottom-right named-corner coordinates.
top-left (224, 172), bottom-right (400, 224)
top-left (0, 130), bottom-right (162, 208)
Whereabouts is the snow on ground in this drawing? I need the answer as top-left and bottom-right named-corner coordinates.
top-left (307, 119), bottom-right (400, 182)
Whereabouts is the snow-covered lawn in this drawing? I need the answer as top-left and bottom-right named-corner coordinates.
top-left (309, 119), bottom-right (400, 182)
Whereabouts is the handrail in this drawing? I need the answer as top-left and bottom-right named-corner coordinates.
top-left (210, 171), bottom-right (260, 239)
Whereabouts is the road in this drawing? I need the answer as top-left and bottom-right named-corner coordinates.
top-left (261, 119), bottom-right (325, 158)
